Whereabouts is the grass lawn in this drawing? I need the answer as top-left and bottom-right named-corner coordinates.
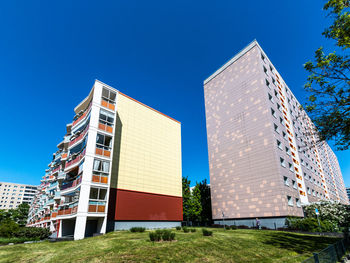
top-left (0, 228), bottom-right (340, 263)
top-left (0, 237), bottom-right (39, 245)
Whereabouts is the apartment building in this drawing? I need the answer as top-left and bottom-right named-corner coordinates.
top-left (27, 80), bottom-right (182, 240)
top-left (347, 187), bottom-right (350, 202)
top-left (204, 40), bottom-right (348, 228)
top-left (0, 182), bottom-right (37, 210)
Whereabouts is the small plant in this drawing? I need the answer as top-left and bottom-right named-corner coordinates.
top-left (130, 227), bottom-right (145, 233)
top-left (190, 228), bottom-right (196, 232)
top-left (176, 226), bottom-right (181, 230)
top-left (231, 225), bottom-right (237, 230)
top-left (202, 228), bottom-right (213, 236)
top-left (183, 227), bottom-right (190, 233)
top-left (149, 229), bottom-right (175, 242)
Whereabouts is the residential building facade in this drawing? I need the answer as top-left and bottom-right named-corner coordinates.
top-left (347, 187), bottom-right (350, 202)
top-left (204, 40), bottom-right (349, 228)
top-left (0, 182), bottom-right (37, 210)
top-left (27, 80), bottom-right (182, 240)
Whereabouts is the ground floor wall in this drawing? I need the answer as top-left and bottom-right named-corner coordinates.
top-left (108, 188), bottom-right (183, 221)
top-left (214, 217), bottom-right (289, 229)
top-left (107, 221), bottom-right (181, 231)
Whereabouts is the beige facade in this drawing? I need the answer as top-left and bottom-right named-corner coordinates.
top-left (110, 93), bottom-right (182, 197)
top-left (0, 182), bottom-right (37, 210)
top-left (204, 40), bottom-right (348, 224)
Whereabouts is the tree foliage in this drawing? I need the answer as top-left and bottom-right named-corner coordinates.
top-left (304, 0), bottom-right (350, 150)
top-left (196, 179), bottom-right (212, 225)
top-left (0, 203), bottom-right (30, 227)
top-left (182, 176), bottom-right (202, 222)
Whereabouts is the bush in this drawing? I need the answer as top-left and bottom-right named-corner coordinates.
top-left (176, 226), bottom-right (181, 230)
top-left (183, 227), bottom-right (190, 233)
top-left (130, 227), bottom-right (145, 233)
top-left (149, 229), bottom-right (175, 242)
top-left (0, 220), bottom-right (19, 238)
top-left (286, 217), bottom-right (334, 232)
top-left (190, 228), bottom-right (196, 232)
top-left (202, 228), bottom-right (213, 236)
top-left (15, 227), bottom-right (50, 240)
top-left (230, 225), bottom-right (237, 230)
top-left (237, 225), bottom-right (249, 229)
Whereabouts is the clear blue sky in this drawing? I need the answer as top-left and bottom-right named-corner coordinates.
top-left (0, 1), bottom-right (349, 187)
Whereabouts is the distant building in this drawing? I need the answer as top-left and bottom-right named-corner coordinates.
top-left (0, 182), bottom-right (37, 209)
top-left (347, 187), bottom-right (350, 202)
top-left (204, 40), bottom-right (349, 229)
top-left (27, 80), bottom-right (182, 240)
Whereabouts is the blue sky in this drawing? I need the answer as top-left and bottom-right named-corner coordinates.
top-left (0, 1), bottom-right (349, 187)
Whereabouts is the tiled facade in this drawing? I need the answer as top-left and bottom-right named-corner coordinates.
top-left (27, 80), bottom-right (182, 240)
top-left (204, 41), bottom-right (348, 227)
top-left (0, 182), bottom-right (37, 210)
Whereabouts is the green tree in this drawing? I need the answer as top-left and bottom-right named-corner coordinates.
top-left (182, 176), bottom-right (202, 223)
top-left (196, 179), bottom-right (212, 225)
top-left (304, 0), bottom-right (350, 150)
top-left (12, 203), bottom-right (30, 227)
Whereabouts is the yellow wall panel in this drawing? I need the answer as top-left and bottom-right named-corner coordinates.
top-left (110, 93), bottom-right (182, 197)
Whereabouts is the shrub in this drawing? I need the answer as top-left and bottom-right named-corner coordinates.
top-left (176, 226), bottom-right (181, 230)
top-left (149, 229), bottom-right (175, 242)
top-left (0, 220), bottom-right (19, 238)
top-left (190, 228), bottom-right (196, 232)
top-left (15, 227), bottom-right (50, 239)
top-left (130, 227), bottom-right (145, 233)
top-left (237, 225), bottom-right (249, 229)
top-left (149, 232), bottom-right (161, 242)
top-left (202, 228), bottom-right (213, 236)
top-left (183, 227), bottom-right (190, 233)
top-left (286, 217), bottom-right (334, 232)
top-left (231, 225), bottom-right (237, 230)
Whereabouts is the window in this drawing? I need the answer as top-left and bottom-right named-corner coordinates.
top-left (289, 163), bottom-right (293, 172)
top-left (96, 133), bottom-right (112, 149)
top-left (285, 147), bottom-right (290, 155)
top-left (307, 187), bottom-right (311, 194)
top-left (261, 53), bottom-right (266, 62)
top-left (274, 124), bottom-right (280, 133)
top-left (279, 117), bottom-right (284, 125)
top-left (99, 109), bottom-right (114, 128)
top-left (266, 79), bottom-right (270, 89)
top-left (296, 198), bottom-right (301, 207)
top-left (277, 140), bottom-right (282, 149)
top-left (263, 66), bottom-right (268, 75)
top-left (93, 159), bottom-right (110, 174)
top-left (268, 93), bottom-right (273, 102)
top-left (283, 131), bottom-right (287, 140)
top-left (284, 176), bottom-right (289, 186)
top-left (277, 103), bottom-right (281, 111)
top-left (292, 180), bottom-right (297, 189)
top-left (89, 187), bottom-right (107, 201)
top-left (102, 88), bottom-right (116, 104)
top-left (271, 108), bottom-right (276, 118)
top-left (312, 189), bottom-right (316, 196)
top-left (270, 65), bottom-right (275, 73)
top-left (280, 157), bottom-right (286, 167)
top-left (272, 77), bottom-right (276, 85)
top-left (287, 196), bottom-right (293, 206)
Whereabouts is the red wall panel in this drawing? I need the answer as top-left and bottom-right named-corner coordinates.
top-left (109, 188), bottom-right (183, 221)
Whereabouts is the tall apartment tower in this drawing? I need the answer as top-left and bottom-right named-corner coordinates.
top-left (28, 80), bottom-right (182, 240)
top-left (204, 40), bottom-right (348, 228)
top-left (0, 182), bottom-right (37, 209)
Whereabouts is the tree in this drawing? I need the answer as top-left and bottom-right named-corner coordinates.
top-left (182, 176), bottom-right (202, 224)
top-left (196, 179), bottom-right (212, 225)
top-left (304, 0), bottom-right (350, 150)
top-left (12, 203), bottom-right (30, 227)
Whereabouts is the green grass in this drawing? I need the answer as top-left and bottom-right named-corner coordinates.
top-left (0, 228), bottom-right (340, 263)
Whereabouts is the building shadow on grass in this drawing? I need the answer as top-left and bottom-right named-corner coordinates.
top-left (260, 232), bottom-right (339, 254)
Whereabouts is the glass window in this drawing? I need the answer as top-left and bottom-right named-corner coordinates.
top-left (287, 196), bottom-right (293, 206)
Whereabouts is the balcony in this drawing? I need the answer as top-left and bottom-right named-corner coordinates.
top-left (61, 152), bottom-right (68, 160)
top-left (72, 102), bottom-right (92, 128)
top-left (88, 201), bottom-right (106, 213)
top-left (54, 191), bottom-right (61, 200)
top-left (65, 149), bottom-right (86, 170)
top-left (57, 203), bottom-right (78, 216)
top-left (57, 171), bottom-right (66, 180)
top-left (69, 125), bottom-right (89, 147)
top-left (61, 176), bottom-right (82, 191)
top-left (95, 146), bottom-right (111, 158)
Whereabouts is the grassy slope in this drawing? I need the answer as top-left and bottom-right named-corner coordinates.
top-left (0, 228), bottom-right (339, 263)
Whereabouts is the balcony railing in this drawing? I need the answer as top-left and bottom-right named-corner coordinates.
top-left (88, 201), bottom-right (106, 213)
top-left (69, 124), bottom-right (89, 147)
top-left (58, 202), bottom-right (78, 216)
top-left (101, 99), bottom-right (115, 111)
top-left (61, 175), bottom-right (82, 191)
top-left (98, 122), bottom-right (113, 133)
top-left (92, 174), bottom-right (108, 184)
top-left (72, 102), bottom-right (92, 127)
top-left (65, 149), bottom-right (86, 169)
top-left (95, 146), bottom-right (111, 158)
